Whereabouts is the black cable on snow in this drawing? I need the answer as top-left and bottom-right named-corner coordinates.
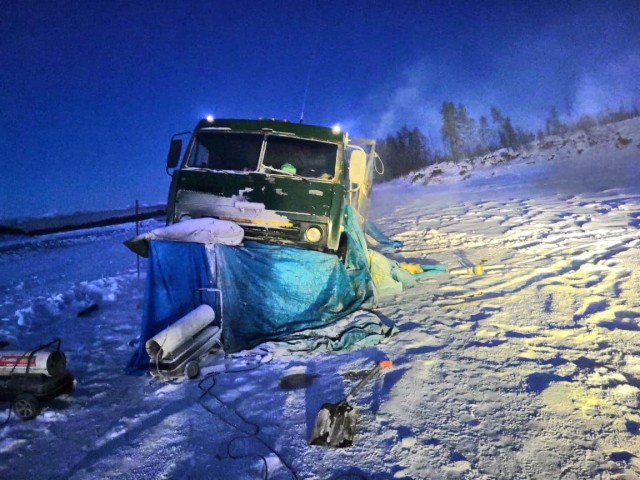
top-left (196, 365), bottom-right (299, 480)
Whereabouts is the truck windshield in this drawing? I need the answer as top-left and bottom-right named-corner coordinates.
top-left (263, 135), bottom-right (337, 179)
top-left (186, 132), bottom-right (263, 171)
top-left (185, 131), bottom-right (338, 178)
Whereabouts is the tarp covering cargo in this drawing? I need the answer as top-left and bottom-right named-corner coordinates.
top-left (128, 206), bottom-right (375, 369)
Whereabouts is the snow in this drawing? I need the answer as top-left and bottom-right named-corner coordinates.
top-left (1, 118), bottom-right (639, 479)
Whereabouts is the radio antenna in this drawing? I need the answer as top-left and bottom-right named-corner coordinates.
top-left (300, 25), bottom-right (321, 124)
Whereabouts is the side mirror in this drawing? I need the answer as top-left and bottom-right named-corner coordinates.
top-left (166, 139), bottom-right (183, 169)
top-left (349, 150), bottom-right (366, 185)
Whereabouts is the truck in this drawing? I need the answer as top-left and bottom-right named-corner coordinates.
top-left (165, 118), bottom-right (378, 256)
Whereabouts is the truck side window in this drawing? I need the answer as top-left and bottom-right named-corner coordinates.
top-left (192, 143), bottom-right (209, 168)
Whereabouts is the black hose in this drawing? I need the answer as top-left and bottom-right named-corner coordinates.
top-left (196, 366), bottom-right (299, 480)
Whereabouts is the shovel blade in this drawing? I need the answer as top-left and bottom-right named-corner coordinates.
top-left (309, 401), bottom-right (358, 448)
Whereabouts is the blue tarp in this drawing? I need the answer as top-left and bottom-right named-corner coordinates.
top-left (128, 206), bottom-right (376, 369)
top-left (364, 219), bottom-right (403, 253)
top-left (127, 242), bottom-right (214, 369)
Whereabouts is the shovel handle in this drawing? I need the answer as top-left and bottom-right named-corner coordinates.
top-left (345, 360), bottom-right (392, 402)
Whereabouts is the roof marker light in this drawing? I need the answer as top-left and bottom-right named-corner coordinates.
top-left (206, 115), bottom-right (215, 123)
top-left (331, 124), bottom-right (341, 135)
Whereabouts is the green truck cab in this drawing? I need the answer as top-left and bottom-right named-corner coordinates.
top-left (165, 118), bottom-right (377, 254)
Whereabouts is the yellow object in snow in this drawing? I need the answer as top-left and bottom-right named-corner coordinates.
top-left (399, 262), bottom-right (424, 275)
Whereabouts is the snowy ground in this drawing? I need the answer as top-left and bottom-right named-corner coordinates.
top-left (1, 118), bottom-right (639, 479)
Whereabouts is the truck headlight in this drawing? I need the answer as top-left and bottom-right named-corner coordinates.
top-left (304, 226), bottom-right (323, 243)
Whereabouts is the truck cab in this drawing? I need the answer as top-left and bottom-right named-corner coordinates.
top-left (165, 118), bottom-right (376, 254)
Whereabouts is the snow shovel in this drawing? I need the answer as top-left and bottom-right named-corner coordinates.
top-left (309, 359), bottom-right (392, 448)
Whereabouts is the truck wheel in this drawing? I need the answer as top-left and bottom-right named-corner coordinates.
top-left (13, 394), bottom-right (41, 420)
top-left (185, 361), bottom-right (200, 379)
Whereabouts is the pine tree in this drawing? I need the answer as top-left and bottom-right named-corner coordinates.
top-left (441, 101), bottom-right (463, 161)
top-left (478, 115), bottom-right (490, 153)
top-left (376, 126), bottom-right (431, 180)
top-left (455, 103), bottom-right (478, 158)
top-left (490, 106), bottom-right (522, 149)
top-left (500, 117), bottom-right (517, 149)
top-left (545, 106), bottom-right (564, 135)
top-left (490, 106), bottom-right (504, 124)
top-left (515, 127), bottom-right (535, 146)
top-left (374, 135), bottom-right (393, 180)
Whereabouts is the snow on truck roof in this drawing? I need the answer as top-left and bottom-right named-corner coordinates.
top-left (194, 118), bottom-right (345, 143)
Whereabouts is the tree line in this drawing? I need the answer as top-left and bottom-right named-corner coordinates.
top-left (375, 102), bottom-right (640, 181)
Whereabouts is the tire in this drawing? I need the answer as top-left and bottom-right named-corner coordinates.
top-left (184, 361), bottom-right (200, 379)
top-left (13, 394), bottom-right (41, 420)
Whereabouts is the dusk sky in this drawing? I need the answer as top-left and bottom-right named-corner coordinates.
top-left (2, 0), bottom-right (639, 219)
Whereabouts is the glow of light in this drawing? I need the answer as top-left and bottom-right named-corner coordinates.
top-left (304, 226), bottom-right (323, 243)
top-left (206, 115), bottom-right (215, 123)
top-left (331, 124), bottom-right (341, 134)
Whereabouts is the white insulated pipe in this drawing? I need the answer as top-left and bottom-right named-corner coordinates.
top-left (145, 304), bottom-right (215, 359)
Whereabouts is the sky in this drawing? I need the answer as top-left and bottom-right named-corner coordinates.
top-left (1, 0), bottom-right (639, 219)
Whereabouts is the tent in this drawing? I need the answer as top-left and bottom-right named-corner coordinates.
top-left (127, 206), bottom-right (378, 369)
